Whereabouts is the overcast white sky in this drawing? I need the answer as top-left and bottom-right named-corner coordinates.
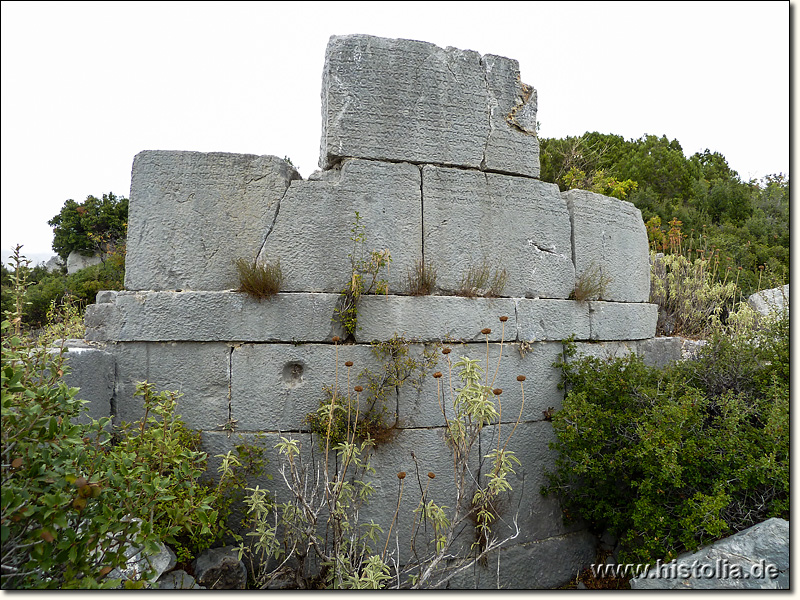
top-left (0, 1), bottom-right (789, 264)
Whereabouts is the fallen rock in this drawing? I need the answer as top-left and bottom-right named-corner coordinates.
top-left (106, 538), bottom-right (174, 587)
top-left (66, 250), bottom-right (102, 275)
top-left (630, 518), bottom-right (789, 589)
top-left (192, 545), bottom-right (248, 589)
top-left (747, 284), bottom-right (789, 318)
top-left (156, 569), bottom-right (206, 589)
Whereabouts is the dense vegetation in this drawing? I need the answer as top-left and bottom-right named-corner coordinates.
top-left (48, 193), bottom-right (128, 261)
top-left (1, 193), bottom-right (127, 328)
top-left (540, 132), bottom-right (789, 298)
top-left (543, 305), bottom-right (789, 565)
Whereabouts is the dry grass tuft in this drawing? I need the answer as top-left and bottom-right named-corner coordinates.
top-left (236, 257), bottom-right (283, 300)
top-left (407, 258), bottom-right (437, 295)
top-left (456, 260), bottom-right (507, 298)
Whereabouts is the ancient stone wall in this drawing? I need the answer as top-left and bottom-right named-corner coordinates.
top-left (81, 34), bottom-right (661, 588)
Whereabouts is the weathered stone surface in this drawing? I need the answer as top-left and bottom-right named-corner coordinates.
top-left (447, 531), bottom-right (598, 589)
top-left (747, 284), bottom-right (789, 318)
top-left (423, 167), bottom-right (573, 299)
top-left (398, 342), bottom-right (564, 428)
top-left (85, 291), bottom-right (343, 343)
top-left (588, 301), bottom-right (658, 340)
top-left (111, 342), bottom-right (230, 430)
top-left (60, 343), bottom-right (115, 424)
top-left (475, 422), bottom-right (584, 544)
top-left (355, 295), bottom-right (517, 343)
top-left (635, 336), bottom-right (684, 367)
top-left (570, 340), bottom-right (636, 363)
top-left (258, 159), bottom-right (421, 294)
top-left (565, 189), bottom-right (650, 303)
top-left (320, 35), bottom-right (539, 177)
top-left (515, 299), bottom-right (590, 341)
top-left (125, 151), bottom-right (300, 292)
top-left (231, 343), bottom-right (378, 431)
top-left (192, 545), bottom-right (247, 589)
top-left (156, 570), bottom-right (205, 589)
top-left (631, 518), bottom-right (789, 589)
top-left (482, 54), bottom-right (540, 176)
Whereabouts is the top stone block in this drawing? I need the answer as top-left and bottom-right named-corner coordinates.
top-left (320, 34), bottom-right (539, 177)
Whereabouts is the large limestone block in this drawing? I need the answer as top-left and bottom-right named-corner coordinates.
top-left (258, 159), bottom-right (421, 294)
top-left (111, 342), bottom-right (230, 431)
top-left (231, 343), bottom-right (378, 431)
top-left (85, 291), bottom-right (343, 343)
top-left (125, 151), bottom-right (300, 292)
top-left (320, 35), bottom-right (539, 177)
top-left (589, 301), bottom-right (658, 340)
top-left (60, 343), bottom-right (115, 424)
top-left (398, 342), bottom-right (564, 429)
top-left (355, 295), bottom-right (517, 343)
top-left (515, 299), bottom-right (590, 341)
top-left (423, 167), bottom-right (574, 299)
top-left (447, 531), bottom-right (598, 589)
top-left (564, 189), bottom-right (650, 303)
top-left (631, 518), bottom-right (789, 589)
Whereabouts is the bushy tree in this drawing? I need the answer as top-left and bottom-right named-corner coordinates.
top-left (48, 193), bottom-right (128, 261)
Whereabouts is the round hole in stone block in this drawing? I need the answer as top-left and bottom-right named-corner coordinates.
top-left (282, 361), bottom-right (304, 388)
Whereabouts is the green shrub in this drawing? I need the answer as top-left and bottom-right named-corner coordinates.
top-left (650, 250), bottom-right (738, 337)
top-left (542, 311), bottom-right (789, 564)
top-left (1, 319), bottom-right (141, 588)
top-left (333, 212), bottom-right (392, 336)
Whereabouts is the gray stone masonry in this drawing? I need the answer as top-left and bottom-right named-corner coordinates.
top-left (125, 151), bottom-right (300, 292)
top-left (58, 341), bottom-right (115, 424)
top-left (111, 342), bottom-right (230, 430)
top-left (320, 34), bottom-right (539, 177)
top-left (422, 166), bottom-right (574, 299)
top-left (258, 159), bottom-right (421, 294)
top-left (86, 291), bottom-right (657, 345)
top-left (564, 189), bottom-right (651, 303)
top-left (67, 34), bottom-right (666, 589)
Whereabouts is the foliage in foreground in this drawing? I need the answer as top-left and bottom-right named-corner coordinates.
top-left (0, 248), bottom-right (238, 588)
top-left (238, 321), bottom-right (527, 589)
top-left (542, 306), bottom-right (789, 564)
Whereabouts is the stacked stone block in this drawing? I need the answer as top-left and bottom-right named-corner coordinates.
top-left (82, 34), bottom-right (660, 589)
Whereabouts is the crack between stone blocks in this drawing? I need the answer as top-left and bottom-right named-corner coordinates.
top-left (256, 181), bottom-right (296, 263)
top-left (227, 346), bottom-right (234, 424)
top-left (479, 55), bottom-right (492, 171)
top-left (419, 165), bottom-right (425, 267)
